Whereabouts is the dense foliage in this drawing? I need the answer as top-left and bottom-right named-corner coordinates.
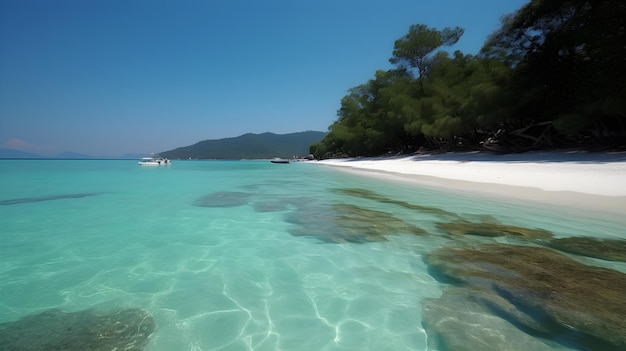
top-left (311, 0), bottom-right (625, 159)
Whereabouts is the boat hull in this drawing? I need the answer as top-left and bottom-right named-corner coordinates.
top-left (138, 157), bottom-right (171, 166)
top-left (138, 162), bottom-right (170, 166)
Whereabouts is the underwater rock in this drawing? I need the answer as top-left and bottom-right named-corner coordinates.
top-left (193, 191), bottom-right (251, 207)
top-left (0, 308), bottom-right (155, 351)
top-left (436, 219), bottom-right (553, 240)
top-left (285, 203), bottom-right (427, 243)
top-left (0, 193), bottom-right (101, 205)
top-left (333, 203), bottom-right (427, 239)
top-left (252, 197), bottom-right (314, 213)
top-left (546, 236), bottom-right (626, 262)
top-left (424, 244), bottom-right (626, 350)
top-left (252, 200), bottom-right (290, 212)
top-left (422, 289), bottom-right (562, 351)
top-left (335, 188), bottom-right (458, 218)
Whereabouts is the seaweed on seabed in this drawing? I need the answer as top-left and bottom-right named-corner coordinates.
top-left (334, 188), bottom-right (459, 218)
top-left (193, 191), bottom-right (251, 207)
top-left (0, 193), bottom-right (101, 205)
top-left (435, 218), bottom-right (553, 240)
top-left (0, 308), bottom-right (155, 351)
top-left (423, 244), bottom-right (626, 351)
top-left (546, 236), bottom-right (626, 262)
top-left (286, 202), bottom-right (427, 244)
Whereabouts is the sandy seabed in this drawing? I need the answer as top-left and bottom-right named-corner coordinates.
top-left (315, 151), bottom-right (626, 216)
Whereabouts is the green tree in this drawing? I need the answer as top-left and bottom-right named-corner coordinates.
top-left (409, 51), bottom-right (491, 148)
top-left (314, 69), bottom-right (416, 158)
top-left (482, 0), bottom-right (626, 143)
top-left (314, 1), bottom-right (626, 156)
top-left (390, 24), bottom-right (464, 95)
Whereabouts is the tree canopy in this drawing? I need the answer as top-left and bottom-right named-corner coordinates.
top-left (312, 0), bottom-right (625, 159)
top-left (390, 24), bottom-right (464, 95)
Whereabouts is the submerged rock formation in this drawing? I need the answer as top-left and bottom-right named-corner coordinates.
top-left (286, 202), bottom-right (426, 243)
top-left (0, 193), bottom-right (101, 205)
top-left (0, 308), bottom-right (155, 351)
top-left (335, 188), bottom-right (458, 218)
top-left (436, 219), bottom-right (553, 240)
top-left (422, 289), bottom-right (563, 351)
top-left (424, 244), bottom-right (626, 350)
top-left (332, 203), bottom-right (427, 240)
top-left (193, 191), bottom-right (251, 207)
top-left (546, 236), bottom-right (626, 262)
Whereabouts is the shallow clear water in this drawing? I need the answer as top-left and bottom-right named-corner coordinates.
top-left (1, 160), bottom-right (624, 350)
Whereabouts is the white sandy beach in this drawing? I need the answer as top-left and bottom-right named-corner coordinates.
top-left (316, 151), bottom-right (626, 215)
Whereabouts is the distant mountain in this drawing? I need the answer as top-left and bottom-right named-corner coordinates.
top-left (0, 148), bottom-right (45, 159)
top-left (55, 151), bottom-right (97, 159)
top-left (160, 131), bottom-right (327, 159)
top-left (121, 153), bottom-right (147, 160)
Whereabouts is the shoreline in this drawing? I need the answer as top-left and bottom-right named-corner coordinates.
top-left (314, 151), bottom-right (626, 217)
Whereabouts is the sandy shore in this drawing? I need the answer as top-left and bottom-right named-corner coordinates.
top-left (315, 151), bottom-right (626, 216)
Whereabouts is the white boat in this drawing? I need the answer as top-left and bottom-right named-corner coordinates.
top-left (270, 158), bottom-right (290, 164)
top-left (138, 156), bottom-right (171, 166)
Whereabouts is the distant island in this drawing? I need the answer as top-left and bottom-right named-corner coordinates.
top-left (0, 149), bottom-right (149, 160)
top-left (159, 131), bottom-right (326, 160)
top-left (0, 131), bottom-right (327, 160)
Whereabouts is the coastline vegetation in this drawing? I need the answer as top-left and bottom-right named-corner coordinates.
top-left (311, 0), bottom-right (625, 159)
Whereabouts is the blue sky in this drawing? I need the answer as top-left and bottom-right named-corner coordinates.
top-left (0, 0), bottom-right (528, 157)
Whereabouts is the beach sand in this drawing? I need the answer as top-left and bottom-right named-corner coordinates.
top-left (315, 151), bottom-right (626, 216)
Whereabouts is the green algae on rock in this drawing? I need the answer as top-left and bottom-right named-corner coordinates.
top-left (334, 188), bottom-right (459, 218)
top-left (0, 193), bottom-right (101, 206)
top-left (0, 308), bottom-right (155, 351)
top-left (546, 236), bottom-right (626, 262)
top-left (286, 202), bottom-right (427, 243)
top-left (422, 289), bottom-right (563, 351)
top-left (424, 244), bottom-right (626, 350)
top-left (333, 203), bottom-right (427, 238)
top-left (193, 191), bottom-right (251, 207)
top-left (436, 219), bottom-right (553, 240)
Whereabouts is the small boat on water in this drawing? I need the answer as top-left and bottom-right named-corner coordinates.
top-left (270, 158), bottom-right (290, 164)
top-left (138, 156), bottom-right (171, 166)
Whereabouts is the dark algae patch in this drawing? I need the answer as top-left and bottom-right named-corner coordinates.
top-left (288, 188), bottom-right (557, 245)
top-left (436, 218), bottom-right (553, 240)
top-left (546, 236), bottom-right (626, 262)
top-left (335, 188), bottom-right (458, 218)
top-left (193, 191), bottom-right (251, 207)
top-left (286, 202), bottom-right (427, 243)
top-left (0, 308), bottom-right (155, 351)
top-left (423, 244), bottom-right (626, 350)
top-left (333, 203), bottom-right (427, 241)
top-left (0, 193), bottom-right (101, 205)
top-left (422, 288), bottom-right (561, 351)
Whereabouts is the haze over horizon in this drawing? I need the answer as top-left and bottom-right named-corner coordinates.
top-left (1, 0), bottom-right (528, 157)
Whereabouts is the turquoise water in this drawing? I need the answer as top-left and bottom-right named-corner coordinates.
top-left (1, 160), bottom-right (624, 350)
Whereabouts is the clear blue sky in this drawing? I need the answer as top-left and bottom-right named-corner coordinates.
top-left (0, 0), bottom-right (528, 157)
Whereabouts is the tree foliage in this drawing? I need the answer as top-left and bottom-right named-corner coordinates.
top-left (482, 0), bottom-right (626, 137)
top-left (313, 1), bottom-right (626, 159)
top-left (390, 24), bottom-right (464, 95)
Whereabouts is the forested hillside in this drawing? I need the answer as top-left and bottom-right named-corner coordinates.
top-left (160, 131), bottom-right (325, 159)
top-left (311, 0), bottom-right (625, 159)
